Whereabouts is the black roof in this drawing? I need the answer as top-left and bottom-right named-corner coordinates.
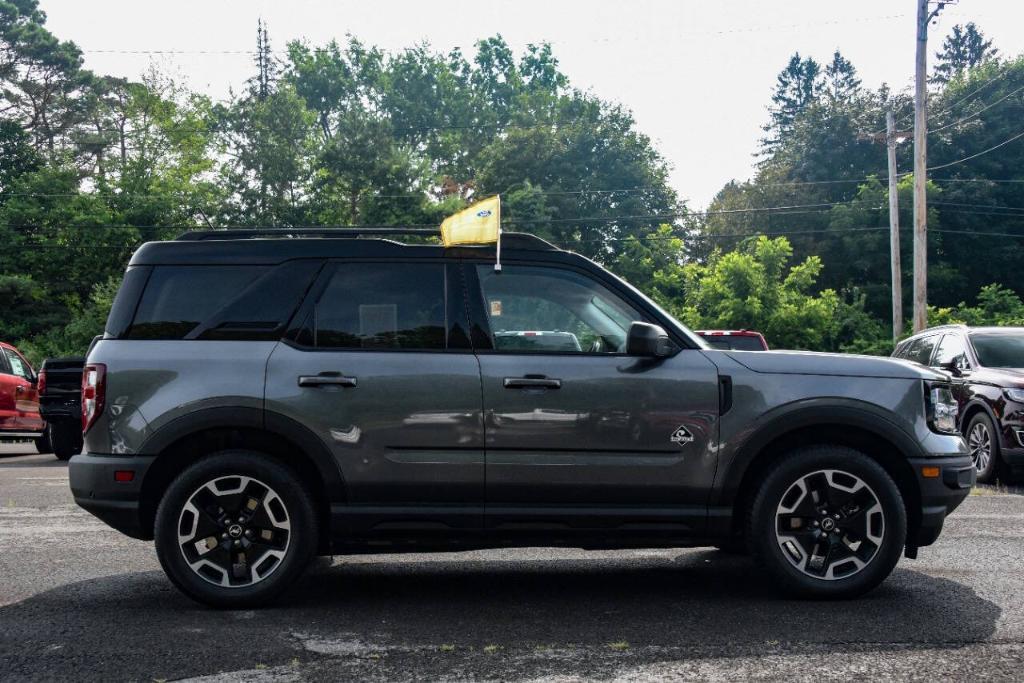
top-left (128, 230), bottom-right (563, 266)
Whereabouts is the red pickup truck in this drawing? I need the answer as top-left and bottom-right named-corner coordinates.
top-left (0, 341), bottom-right (50, 453)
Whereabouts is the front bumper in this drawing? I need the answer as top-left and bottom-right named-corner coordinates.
top-left (68, 452), bottom-right (156, 539)
top-left (907, 454), bottom-right (974, 548)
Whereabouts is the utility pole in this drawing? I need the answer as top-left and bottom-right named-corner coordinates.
top-left (913, 0), bottom-right (954, 332)
top-left (859, 117), bottom-right (911, 340)
top-left (887, 111), bottom-right (904, 341)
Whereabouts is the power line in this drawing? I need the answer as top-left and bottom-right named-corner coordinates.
top-left (929, 84), bottom-right (1024, 135)
top-left (927, 128), bottom-right (1024, 171)
top-left (76, 14), bottom-right (909, 57)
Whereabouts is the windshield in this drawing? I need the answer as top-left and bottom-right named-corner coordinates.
top-left (970, 332), bottom-right (1024, 368)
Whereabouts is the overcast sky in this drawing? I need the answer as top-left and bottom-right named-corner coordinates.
top-left (39, 0), bottom-right (1024, 208)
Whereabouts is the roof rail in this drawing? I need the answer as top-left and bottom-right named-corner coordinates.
top-left (176, 228), bottom-right (437, 241)
top-left (174, 228), bottom-right (560, 251)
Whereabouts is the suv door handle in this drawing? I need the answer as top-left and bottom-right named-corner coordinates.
top-left (298, 374), bottom-right (357, 388)
top-left (503, 376), bottom-right (562, 389)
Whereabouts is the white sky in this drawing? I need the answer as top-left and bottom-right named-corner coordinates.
top-left (39, 0), bottom-right (1024, 208)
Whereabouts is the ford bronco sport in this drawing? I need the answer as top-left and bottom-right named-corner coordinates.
top-left (70, 229), bottom-right (974, 607)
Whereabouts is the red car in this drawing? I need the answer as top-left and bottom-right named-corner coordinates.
top-left (0, 341), bottom-right (49, 451)
top-left (696, 329), bottom-right (770, 351)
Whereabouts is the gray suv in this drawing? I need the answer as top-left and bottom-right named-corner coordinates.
top-left (70, 229), bottom-right (974, 607)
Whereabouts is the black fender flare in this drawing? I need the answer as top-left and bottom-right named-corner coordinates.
top-left (712, 398), bottom-right (923, 508)
top-left (137, 406), bottom-right (346, 502)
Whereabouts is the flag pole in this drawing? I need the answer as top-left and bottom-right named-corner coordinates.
top-left (494, 195), bottom-right (502, 272)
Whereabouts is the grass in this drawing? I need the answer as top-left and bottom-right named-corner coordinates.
top-left (607, 641), bottom-right (630, 651)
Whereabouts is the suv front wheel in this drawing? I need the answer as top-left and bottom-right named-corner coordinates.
top-left (154, 451), bottom-right (318, 608)
top-left (748, 446), bottom-right (906, 599)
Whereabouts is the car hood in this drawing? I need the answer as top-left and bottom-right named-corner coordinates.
top-left (720, 349), bottom-right (946, 380)
top-left (967, 367), bottom-right (1024, 388)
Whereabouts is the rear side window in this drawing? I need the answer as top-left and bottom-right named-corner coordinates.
top-left (124, 262), bottom-right (321, 340)
top-left (312, 263), bottom-right (446, 350)
top-left (127, 266), bottom-right (267, 339)
top-left (902, 335), bottom-right (938, 365)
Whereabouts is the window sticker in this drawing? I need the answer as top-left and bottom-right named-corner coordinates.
top-left (490, 300), bottom-right (502, 317)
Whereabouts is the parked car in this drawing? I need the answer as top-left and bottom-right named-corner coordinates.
top-left (894, 324), bottom-right (1024, 483)
top-left (696, 329), bottom-right (769, 351)
top-left (38, 357), bottom-right (85, 460)
top-left (0, 341), bottom-right (49, 453)
top-left (70, 228), bottom-right (973, 608)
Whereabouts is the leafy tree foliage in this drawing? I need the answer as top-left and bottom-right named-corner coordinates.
top-left (2, 7), bottom-right (1024, 362)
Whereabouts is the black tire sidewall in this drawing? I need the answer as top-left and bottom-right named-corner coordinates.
top-left (749, 446), bottom-right (907, 599)
top-left (966, 413), bottom-right (1001, 483)
top-left (154, 450), bottom-right (318, 608)
top-left (50, 423), bottom-right (80, 461)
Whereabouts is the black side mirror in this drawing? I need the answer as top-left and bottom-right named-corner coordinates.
top-left (939, 360), bottom-right (965, 377)
top-left (626, 322), bottom-right (673, 357)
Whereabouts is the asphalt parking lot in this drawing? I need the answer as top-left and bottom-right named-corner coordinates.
top-left (1, 443), bottom-right (1023, 681)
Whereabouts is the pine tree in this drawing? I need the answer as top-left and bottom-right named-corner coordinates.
top-left (761, 53), bottom-right (822, 152)
top-left (823, 50), bottom-right (861, 102)
top-left (932, 23), bottom-right (998, 85)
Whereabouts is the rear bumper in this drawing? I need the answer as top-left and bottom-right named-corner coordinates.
top-left (907, 455), bottom-right (975, 548)
top-left (68, 452), bottom-right (155, 540)
top-left (39, 395), bottom-right (80, 422)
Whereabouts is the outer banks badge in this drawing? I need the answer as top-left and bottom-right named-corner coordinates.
top-left (670, 425), bottom-right (695, 446)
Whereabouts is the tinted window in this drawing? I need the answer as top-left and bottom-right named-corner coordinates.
top-left (903, 335), bottom-right (938, 365)
top-left (476, 265), bottom-right (645, 354)
top-left (971, 333), bottom-right (1024, 368)
top-left (127, 266), bottom-right (267, 339)
top-left (933, 334), bottom-right (970, 370)
top-left (313, 263), bottom-right (446, 349)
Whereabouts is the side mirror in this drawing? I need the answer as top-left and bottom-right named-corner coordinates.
top-left (939, 360), bottom-right (965, 377)
top-left (626, 322), bottom-right (673, 357)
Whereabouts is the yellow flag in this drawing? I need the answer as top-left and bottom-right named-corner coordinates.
top-left (440, 195), bottom-right (501, 247)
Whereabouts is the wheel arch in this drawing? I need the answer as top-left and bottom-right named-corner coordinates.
top-left (720, 404), bottom-right (923, 546)
top-left (136, 407), bottom-right (344, 549)
top-left (960, 399), bottom-right (997, 434)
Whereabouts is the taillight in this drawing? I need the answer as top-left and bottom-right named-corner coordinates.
top-left (37, 368), bottom-right (47, 395)
top-left (82, 364), bottom-right (106, 434)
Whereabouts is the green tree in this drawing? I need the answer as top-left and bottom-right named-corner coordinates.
top-left (933, 23), bottom-right (998, 85)
top-left (761, 53), bottom-right (822, 152)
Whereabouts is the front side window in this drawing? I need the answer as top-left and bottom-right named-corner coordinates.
top-left (933, 334), bottom-right (970, 371)
top-left (313, 263), bottom-right (446, 350)
top-left (3, 349), bottom-right (31, 380)
top-left (475, 265), bottom-right (645, 354)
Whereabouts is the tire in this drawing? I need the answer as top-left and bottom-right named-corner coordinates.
top-left (50, 423), bottom-right (81, 461)
top-left (154, 450), bottom-right (318, 608)
top-left (965, 412), bottom-right (1004, 485)
top-left (34, 429), bottom-right (52, 454)
top-left (748, 446), bottom-right (907, 599)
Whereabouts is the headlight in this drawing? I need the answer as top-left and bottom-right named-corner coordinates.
top-left (1005, 388), bottom-right (1024, 403)
top-left (926, 383), bottom-right (959, 434)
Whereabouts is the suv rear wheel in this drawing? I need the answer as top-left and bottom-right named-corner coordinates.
top-left (154, 451), bottom-right (318, 608)
top-left (748, 446), bottom-right (906, 599)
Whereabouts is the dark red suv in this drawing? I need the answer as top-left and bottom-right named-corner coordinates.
top-left (893, 325), bottom-right (1024, 483)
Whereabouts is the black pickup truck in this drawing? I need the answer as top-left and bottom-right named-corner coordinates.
top-left (38, 357), bottom-right (84, 460)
